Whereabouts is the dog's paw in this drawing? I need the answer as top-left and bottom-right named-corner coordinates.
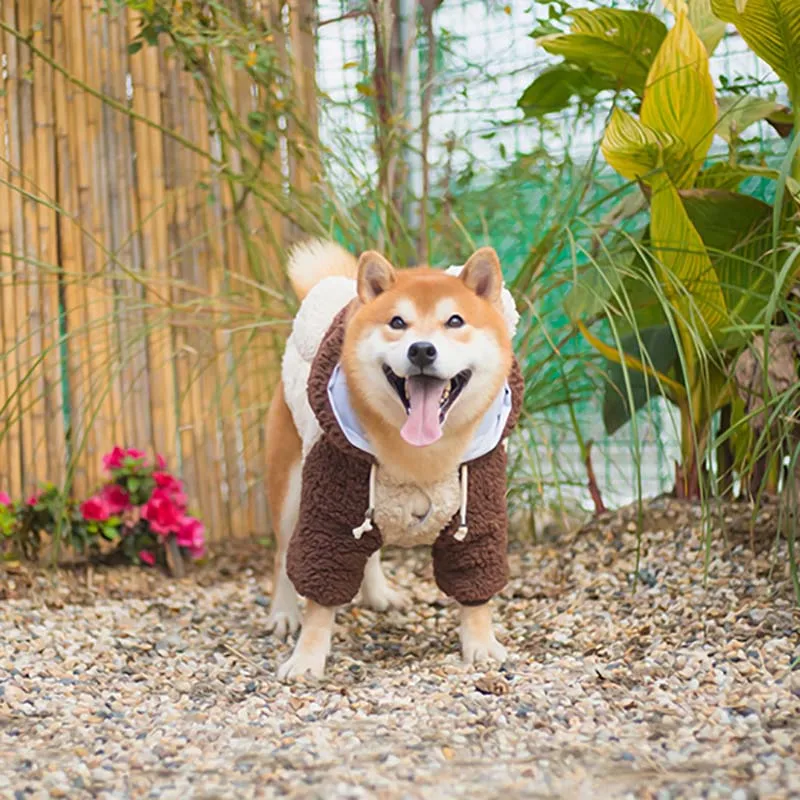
top-left (277, 648), bottom-right (327, 681)
top-left (461, 633), bottom-right (508, 666)
top-left (266, 607), bottom-right (301, 640)
top-left (360, 582), bottom-right (410, 612)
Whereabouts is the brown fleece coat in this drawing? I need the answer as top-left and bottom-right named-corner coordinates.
top-left (286, 307), bottom-right (524, 607)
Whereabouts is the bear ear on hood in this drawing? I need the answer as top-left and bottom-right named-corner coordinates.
top-left (460, 247), bottom-right (502, 305)
top-left (357, 251), bottom-right (396, 303)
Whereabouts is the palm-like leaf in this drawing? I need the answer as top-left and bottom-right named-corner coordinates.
top-left (661, 0), bottom-right (727, 53)
top-left (712, 0), bottom-right (800, 106)
top-left (716, 94), bottom-right (784, 143)
top-left (601, 108), bottom-right (694, 185)
top-left (648, 173), bottom-right (727, 337)
top-left (641, 12), bottom-right (717, 187)
top-left (538, 9), bottom-right (667, 96)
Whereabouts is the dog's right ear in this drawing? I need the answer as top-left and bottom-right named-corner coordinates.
top-left (357, 251), bottom-right (396, 303)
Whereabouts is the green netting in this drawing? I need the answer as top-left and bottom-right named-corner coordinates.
top-left (316, 0), bottom-right (792, 507)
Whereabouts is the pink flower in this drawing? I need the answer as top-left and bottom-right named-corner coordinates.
top-left (0, 492), bottom-right (10, 507)
top-left (176, 515), bottom-right (205, 559)
top-left (81, 495), bottom-right (110, 522)
top-left (101, 484), bottom-right (130, 514)
top-left (125, 448), bottom-right (146, 462)
top-left (139, 550), bottom-right (156, 566)
top-left (156, 454), bottom-right (167, 470)
top-left (102, 446), bottom-right (126, 471)
top-left (27, 491), bottom-right (41, 506)
top-left (142, 488), bottom-right (183, 535)
top-left (153, 472), bottom-right (187, 510)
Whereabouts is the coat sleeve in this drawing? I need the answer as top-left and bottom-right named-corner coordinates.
top-left (286, 437), bottom-right (382, 607)
top-left (432, 356), bottom-right (523, 605)
top-left (431, 443), bottom-right (510, 605)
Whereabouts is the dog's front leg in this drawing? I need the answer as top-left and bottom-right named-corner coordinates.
top-left (278, 600), bottom-right (336, 680)
top-left (459, 602), bottom-right (507, 665)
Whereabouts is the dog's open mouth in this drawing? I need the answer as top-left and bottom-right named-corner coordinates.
top-left (382, 365), bottom-right (472, 447)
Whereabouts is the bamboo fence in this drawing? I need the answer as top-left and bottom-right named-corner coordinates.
top-left (0, 0), bottom-right (318, 541)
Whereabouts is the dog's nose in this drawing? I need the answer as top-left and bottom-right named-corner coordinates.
top-left (407, 341), bottom-right (437, 368)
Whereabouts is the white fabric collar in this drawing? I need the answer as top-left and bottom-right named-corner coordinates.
top-left (326, 363), bottom-right (512, 463)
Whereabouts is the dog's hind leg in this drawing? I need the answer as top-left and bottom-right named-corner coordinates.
top-left (359, 551), bottom-right (409, 611)
top-left (265, 381), bottom-right (303, 639)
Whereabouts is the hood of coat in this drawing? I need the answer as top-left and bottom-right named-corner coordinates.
top-left (306, 306), bottom-right (524, 464)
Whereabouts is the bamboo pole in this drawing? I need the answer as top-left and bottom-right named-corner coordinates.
top-left (128, 10), bottom-right (179, 474)
top-left (64, 0), bottom-right (103, 490)
top-left (52, 0), bottom-right (88, 496)
top-left (115, 11), bottom-right (153, 452)
top-left (289, 0), bottom-right (320, 204)
top-left (106, 8), bottom-right (148, 453)
top-left (145, 35), bottom-right (179, 468)
top-left (83, 0), bottom-right (124, 461)
top-left (161, 55), bottom-right (202, 523)
top-left (0, 12), bottom-right (23, 498)
top-left (32, 0), bottom-right (66, 487)
top-left (17, 0), bottom-right (47, 494)
top-left (231, 53), bottom-right (263, 539)
top-left (188, 72), bottom-right (229, 541)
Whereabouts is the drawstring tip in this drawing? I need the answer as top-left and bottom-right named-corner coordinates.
top-left (454, 525), bottom-right (468, 542)
top-left (352, 516), bottom-right (373, 540)
top-left (353, 463), bottom-right (378, 540)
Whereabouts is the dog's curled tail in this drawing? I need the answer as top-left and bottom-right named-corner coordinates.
top-left (287, 239), bottom-right (358, 301)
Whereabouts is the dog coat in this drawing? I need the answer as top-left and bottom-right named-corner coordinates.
top-left (282, 270), bottom-right (524, 607)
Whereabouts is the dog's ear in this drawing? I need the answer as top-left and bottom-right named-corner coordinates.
top-left (357, 251), bottom-right (396, 303)
top-left (460, 247), bottom-right (502, 304)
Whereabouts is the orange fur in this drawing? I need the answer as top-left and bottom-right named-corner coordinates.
top-left (266, 379), bottom-right (302, 550)
top-left (342, 268), bottom-right (511, 485)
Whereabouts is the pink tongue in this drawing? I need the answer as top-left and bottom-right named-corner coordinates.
top-left (401, 376), bottom-right (447, 447)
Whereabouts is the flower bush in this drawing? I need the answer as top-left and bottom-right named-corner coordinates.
top-left (0, 448), bottom-right (205, 569)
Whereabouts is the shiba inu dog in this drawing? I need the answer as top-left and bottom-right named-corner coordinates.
top-left (265, 240), bottom-right (523, 680)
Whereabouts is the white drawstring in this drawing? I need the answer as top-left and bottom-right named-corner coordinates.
top-left (352, 463), bottom-right (377, 539)
top-left (353, 462), bottom-right (469, 542)
top-left (454, 464), bottom-right (469, 541)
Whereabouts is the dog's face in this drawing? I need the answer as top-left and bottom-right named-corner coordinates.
top-left (341, 248), bottom-right (512, 447)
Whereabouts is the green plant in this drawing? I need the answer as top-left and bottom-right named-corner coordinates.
top-left (0, 448), bottom-right (204, 569)
top-left (522, 5), bottom-right (800, 498)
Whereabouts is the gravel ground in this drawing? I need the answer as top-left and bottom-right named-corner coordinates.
top-left (1, 497), bottom-right (798, 799)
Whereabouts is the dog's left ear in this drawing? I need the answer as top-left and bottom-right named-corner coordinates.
top-left (460, 247), bottom-right (502, 304)
top-left (357, 251), bottom-right (396, 303)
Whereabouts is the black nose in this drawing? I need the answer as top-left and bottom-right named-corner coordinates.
top-left (407, 341), bottom-right (437, 368)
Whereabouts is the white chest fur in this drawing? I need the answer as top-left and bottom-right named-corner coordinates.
top-left (373, 468), bottom-right (461, 548)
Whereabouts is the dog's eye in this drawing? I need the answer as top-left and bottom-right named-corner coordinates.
top-left (389, 316), bottom-right (407, 330)
top-left (445, 314), bottom-right (465, 329)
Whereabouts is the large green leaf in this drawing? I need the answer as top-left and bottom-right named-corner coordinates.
top-left (711, 0), bottom-right (800, 106)
top-left (538, 9), bottom-right (668, 97)
top-left (680, 188), bottom-right (782, 342)
top-left (695, 161), bottom-right (780, 190)
top-left (649, 172), bottom-right (728, 336)
top-left (564, 244), bottom-right (670, 335)
top-left (602, 325), bottom-right (681, 435)
top-left (716, 94), bottom-right (784, 143)
top-left (661, 0), bottom-right (727, 53)
top-left (640, 11), bottom-right (717, 187)
top-left (601, 108), bottom-right (693, 184)
top-left (517, 64), bottom-right (614, 119)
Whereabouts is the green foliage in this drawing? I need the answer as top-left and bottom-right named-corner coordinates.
top-left (518, 8), bottom-right (667, 120)
top-left (530, 3), bottom-right (800, 499)
top-left (517, 64), bottom-right (614, 119)
top-left (602, 325), bottom-right (680, 436)
top-left (711, 0), bottom-right (800, 108)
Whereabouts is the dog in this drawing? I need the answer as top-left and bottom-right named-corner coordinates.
top-left (265, 240), bottom-right (523, 680)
